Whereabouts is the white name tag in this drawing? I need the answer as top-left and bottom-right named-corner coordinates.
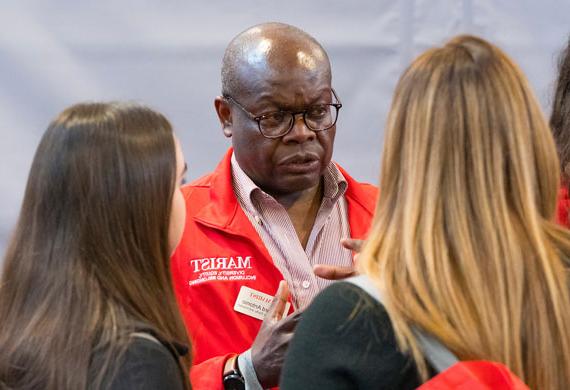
top-left (234, 285), bottom-right (291, 321)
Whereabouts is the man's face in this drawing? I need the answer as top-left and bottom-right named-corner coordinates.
top-left (224, 68), bottom-right (336, 196)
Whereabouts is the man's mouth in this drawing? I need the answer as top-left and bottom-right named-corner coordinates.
top-left (279, 153), bottom-right (320, 173)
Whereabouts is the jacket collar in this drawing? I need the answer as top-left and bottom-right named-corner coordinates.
top-left (337, 164), bottom-right (377, 239)
top-left (193, 148), bottom-right (254, 236)
top-left (194, 148), bottom-right (377, 238)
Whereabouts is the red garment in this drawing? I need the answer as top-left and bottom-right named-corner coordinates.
top-left (171, 148), bottom-right (378, 389)
top-left (557, 185), bottom-right (570, 228)
top-left (418, 361), bottom-right (529, 390)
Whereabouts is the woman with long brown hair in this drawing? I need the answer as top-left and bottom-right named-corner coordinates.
top-left (0, 102), bottom-right (191, 389)
top-left (282, 35), bottom-right (570, 389)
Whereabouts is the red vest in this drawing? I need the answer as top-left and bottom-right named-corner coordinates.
top-left (171, 148), bottom-right (378, 389)
top-left (557, 185), bottom-right (570, 228)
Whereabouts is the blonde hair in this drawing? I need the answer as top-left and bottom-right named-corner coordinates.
top-left (360, 35), bottom-right (570, 389)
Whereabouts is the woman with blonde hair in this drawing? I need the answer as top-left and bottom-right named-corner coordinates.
top-left (282, 35), bottom-right (570, 389)
top-left (0, 102), bottom-right (191, 389)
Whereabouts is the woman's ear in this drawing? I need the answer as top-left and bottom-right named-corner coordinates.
top-left (214, 97), bottom-right (233, 138)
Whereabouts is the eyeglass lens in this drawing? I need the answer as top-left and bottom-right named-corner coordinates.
top-left (260, 105), bottom-right (338, 137)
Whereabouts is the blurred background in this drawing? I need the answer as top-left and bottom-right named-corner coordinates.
top-left (1, 0), bottom-right (569, 257)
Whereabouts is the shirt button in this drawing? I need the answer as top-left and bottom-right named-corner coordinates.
top-left (254, 215), bottom-right (262, 225)
top-left (302, 280), bottom-right (310, 289)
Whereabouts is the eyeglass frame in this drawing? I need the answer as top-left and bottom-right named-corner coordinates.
top-left (222, 88), bottom-right (342, 139)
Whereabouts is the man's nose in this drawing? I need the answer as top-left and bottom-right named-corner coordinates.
top-left (282, 114), bottom-right (316, 143)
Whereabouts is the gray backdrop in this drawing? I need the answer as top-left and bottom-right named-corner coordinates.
top-left (1, 0), bottom-right (569, 257)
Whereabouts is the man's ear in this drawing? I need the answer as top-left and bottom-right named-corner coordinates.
top-left (214, 96), bottom-right (233, 138)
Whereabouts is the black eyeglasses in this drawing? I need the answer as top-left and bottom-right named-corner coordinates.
top-left (223, 89), bottom-right (342, 139)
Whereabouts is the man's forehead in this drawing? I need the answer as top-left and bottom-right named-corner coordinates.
top-left (234, 64), bottom-right (331, 102)
top-left (239, 36), bottom-right (327, 73)
top-left (234, 40), bottom-right (331, 91)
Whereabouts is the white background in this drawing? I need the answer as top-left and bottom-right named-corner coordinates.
top-left (1, 0), bottom-right (569, 256)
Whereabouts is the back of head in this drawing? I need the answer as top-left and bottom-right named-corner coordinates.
top-left (0, 102), bottom-right (189, 389)
top-left (360, 35), bottom-right (570, 389)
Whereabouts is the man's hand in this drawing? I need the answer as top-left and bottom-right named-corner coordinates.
top-left (340, 237), bottom-right (365, 253)
top-left (313, 238), bottom-right (365, 280)
top-left (250, 281), bottom-right (302, 388)
top-left (313, 264), bottom-right (356, 280)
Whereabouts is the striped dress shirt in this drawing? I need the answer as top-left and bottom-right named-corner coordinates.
top-left (231, 153), bottom-right (353, 310)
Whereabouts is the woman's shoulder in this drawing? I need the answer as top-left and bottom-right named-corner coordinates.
top-left (282, 280), bottom-right (422, 389)
top-left (101, 335), bottom-right (185, 390)
top-left (308, 280), bottom-right (390, 325)
top-left (302, 280), bottom-right (402, 350)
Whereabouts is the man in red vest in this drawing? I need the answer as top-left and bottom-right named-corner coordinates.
top-left (171, 22), bottom-right (378, 390)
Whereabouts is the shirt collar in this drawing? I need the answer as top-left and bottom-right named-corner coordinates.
top-left (322, 161), bottom-right (348, 200)
top-left (231, 153), bottom-right (263, 212)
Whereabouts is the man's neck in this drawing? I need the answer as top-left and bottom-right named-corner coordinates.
top-left (272, 181), bottom-right (324, 249)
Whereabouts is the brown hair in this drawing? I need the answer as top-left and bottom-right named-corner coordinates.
top-left (0, 102), bottom-right (190, 389)
top-left (550, 35), bottom-right (570, 184)
top-left (360, 35), bottom-right (570, 389)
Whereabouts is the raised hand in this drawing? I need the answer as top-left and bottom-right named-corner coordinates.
top-left (250, 281), bottom-right (302, 388)
top-left (313, 238), bottom-right (364, 280)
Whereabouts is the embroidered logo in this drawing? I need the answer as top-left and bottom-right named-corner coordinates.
top-left (187, 256), bottom-right (256, 286)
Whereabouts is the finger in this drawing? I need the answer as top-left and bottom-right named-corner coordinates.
top-left (353, 253), bottom-right (360, 268)
top-left (266, 280), bottom-right (290, 321)
top-left (341, 238), bottom-right (364, 253)
top-left (313, 264), bottom-right (357, 280)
